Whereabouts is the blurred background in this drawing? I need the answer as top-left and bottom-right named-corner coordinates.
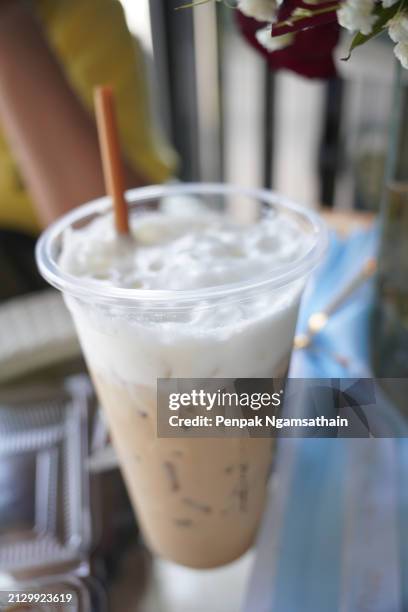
top-left (120, 0), bottom-right (394, 211)
top-left (0, 1), bottom-right (406, 611)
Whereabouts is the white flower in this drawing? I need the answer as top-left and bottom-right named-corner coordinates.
top-left (394, 41), bottom-right (408, 69)
top-left (388, 12), bottom-right (408, 43)
top-left (238, 0), bottom-right (277, 23)
top-left (382, 0), bottom-right (399, 6)
top-left (337, 0), bottom-right (378, 35)
top-left (255, 26), bottom-right (294, 51)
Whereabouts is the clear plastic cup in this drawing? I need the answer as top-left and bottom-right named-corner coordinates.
top-left (36, 183), bottom-right (327, 568)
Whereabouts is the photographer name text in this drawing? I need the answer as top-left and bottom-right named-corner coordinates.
top-left (168, 414), bottom-right (348, 429)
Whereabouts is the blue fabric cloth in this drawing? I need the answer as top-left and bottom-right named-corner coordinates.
top-left (244, 225), bottom-right (408, 612)
top-left (289, 224), bottom-right (408, 435)
top-left (291, 225), bottom-right (379, 378)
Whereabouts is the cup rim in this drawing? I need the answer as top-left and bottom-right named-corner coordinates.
top-left (36, 183), bottom-right (328, 308)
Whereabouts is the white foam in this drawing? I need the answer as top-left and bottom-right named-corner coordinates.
top-left (60, 203), bottom-right (310, 385)
top-left (59, 205), bottom-right (309, 291)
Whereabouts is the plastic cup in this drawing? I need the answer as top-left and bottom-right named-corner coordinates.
top-left (36, 183), bottom-right (327, 568)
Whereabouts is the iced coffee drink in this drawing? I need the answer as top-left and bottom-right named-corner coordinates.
top-left (37, 184), bottom-right (326, 568)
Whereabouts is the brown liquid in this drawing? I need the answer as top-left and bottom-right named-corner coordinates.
top-left (92, 359), bottom-right (289, 569)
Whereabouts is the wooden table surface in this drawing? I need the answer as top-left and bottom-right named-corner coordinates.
top-left (321, 208), bottom-right (375, 236)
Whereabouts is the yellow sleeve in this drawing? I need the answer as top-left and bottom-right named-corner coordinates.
top-left (37, 0), bottom-right (178, 183)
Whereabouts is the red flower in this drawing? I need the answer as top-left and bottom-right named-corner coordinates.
top-left (236, 1), bottom-right (341, 79)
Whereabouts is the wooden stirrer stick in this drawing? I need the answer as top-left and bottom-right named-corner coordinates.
top-left (94, 85), bottom-right (130, 235)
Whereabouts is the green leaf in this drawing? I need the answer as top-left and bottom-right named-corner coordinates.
top-left (343, 2), bottom-right (403, 61)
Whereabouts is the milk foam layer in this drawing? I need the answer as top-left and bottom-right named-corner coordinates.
top-left (60, 203), bottom-right (311, 385)
top-left (60, 206), bottom-right (311, 291)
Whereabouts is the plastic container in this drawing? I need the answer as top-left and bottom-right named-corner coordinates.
top-left (0, 378), bottom-right (91, 580)
top-left (36, 183), bottom-right (327, 568)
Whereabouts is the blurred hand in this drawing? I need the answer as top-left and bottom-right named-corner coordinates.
top-left (0, 0), bottom-right (143, 226)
